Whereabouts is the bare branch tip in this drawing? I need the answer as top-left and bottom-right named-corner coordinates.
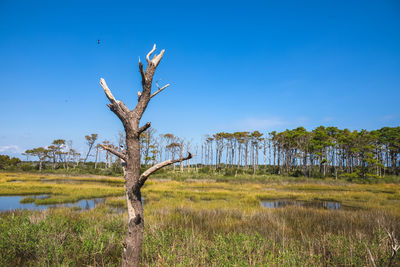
top-left (151, 83), bottom-right (170, 98)
top-left (146, 44), bottom-right (157, 63)
top-left (100, 78), bottom-right (117, 103)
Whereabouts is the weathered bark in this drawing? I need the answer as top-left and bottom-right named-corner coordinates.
top-left (100, 45), bottom-right (191, 267)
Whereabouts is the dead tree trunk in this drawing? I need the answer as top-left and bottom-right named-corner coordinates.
top-left (99, 45), bottom-right (192, 267)
top-left (179, 139), bottom-right (184, 172)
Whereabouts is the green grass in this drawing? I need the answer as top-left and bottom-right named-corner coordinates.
top-left (0, 172), bottom-right (400, 266)
top-left (0, 208), bottom-right (124, 266)
top-left (19, 196), bottom-right (36, 204)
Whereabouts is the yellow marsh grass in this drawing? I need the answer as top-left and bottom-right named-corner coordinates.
top-left (0, 173), bottom-right (124, 204)
top-left (1, 172), bottom-right (400, 215)
top-left (0, 172), bottom-right (124, 184)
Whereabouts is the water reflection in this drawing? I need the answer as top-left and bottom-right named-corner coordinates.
top-left (0, 195), bottom-right (105, 212)
top-left (260, 199), bottom-right (343, 210)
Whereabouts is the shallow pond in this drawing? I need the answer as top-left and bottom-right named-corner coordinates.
top-left (260, 199), bottom-right (343, 210)
top-left (0, 195), bottom-right (105, 212)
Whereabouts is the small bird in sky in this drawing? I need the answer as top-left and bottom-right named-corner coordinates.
top-left (97, 40), bottom-right (100, 45)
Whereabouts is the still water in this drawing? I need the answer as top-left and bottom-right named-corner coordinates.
top-left (0, 195), bottom-right (105, 212)
top-left (260, 199), bottom-right (343, 210)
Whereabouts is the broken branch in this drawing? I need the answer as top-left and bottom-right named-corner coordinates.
top-left (100, 144), bottom-right (127, 162)
top-left (151, 82), bottom-right (170, 98)
top-left (151, 83), bottom-right (170, 98)
top-left (100, 78), bottom-right (131, 123)
top-left (138, 153), bottom-right (192, 187)
top-left (139, 60), bottom-right (146, 84)
top-left (152, 49), bottom-right (165, 67)
top-left (138, 122), bottom-right (151, 135)
top-left (100, 78), bottom-right (117, 104)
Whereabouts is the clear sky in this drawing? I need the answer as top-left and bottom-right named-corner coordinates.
top-left (1, 0), bottom-right (399, 158)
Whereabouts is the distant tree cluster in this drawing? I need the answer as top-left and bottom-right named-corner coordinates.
top-left (24, 139), bottom-right (81, 171)
top-left (20, 133), bottom-right (130, 174)
top-left (0, 155), bottom-right (21, 170)
top-left (200, 126), bottom-right (400, 178)
top-left (22, 134), bottom-right (102, 172)
top-left (2, 126), bottom-right (399, 179)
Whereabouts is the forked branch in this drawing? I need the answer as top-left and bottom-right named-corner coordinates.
top-left (146, 44), bottom-right (165, 67)
top-left (152, 49), bottom-right (165, 67)
top-left (138, 153), bottom-right (192, 186)
top-left (100, 144), bottom-right (127, 162)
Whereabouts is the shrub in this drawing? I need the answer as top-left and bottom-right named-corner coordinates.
top-left (20, 163), bottom-right (35, 172)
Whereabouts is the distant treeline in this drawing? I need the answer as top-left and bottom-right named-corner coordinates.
top-left (201, 126), bottom-right (400, 178)
top-left (2, 126), bottom-right (399, 179)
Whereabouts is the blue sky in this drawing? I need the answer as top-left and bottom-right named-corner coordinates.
top-left (1, 0), bottom-right (399, 158)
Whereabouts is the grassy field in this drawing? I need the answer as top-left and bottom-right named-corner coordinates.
top-left (0, 172), bottom-right (399, 266)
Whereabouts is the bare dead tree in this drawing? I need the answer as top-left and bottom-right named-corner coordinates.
top-left (99, 44), bottom-right (192, 267)
top-left (195, 144), bottom-right (199, 172)
top-left (186, 139), bottom-right (192, 172)
top-left (178, 138), bottom-right (185, 172)
top-left (83, 133), bottom-right (98, 164)
top-left (94, 144), bottom-right (101, 169)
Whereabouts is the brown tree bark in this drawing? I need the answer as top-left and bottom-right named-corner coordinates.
top-left (99, 45), bottom-right (191, 267)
